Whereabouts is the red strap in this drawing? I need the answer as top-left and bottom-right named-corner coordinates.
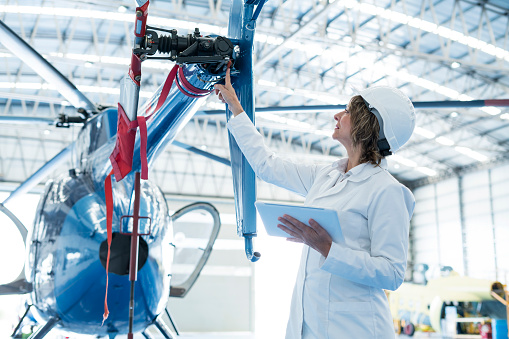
top-left (146, 64), bottom-right (179, 120)
top-left (109, 104), bottom-right (138, 181)
top-left (102, 170), bottom-right (114, 324)
top-left (137, 116), bottom-right (148, 180)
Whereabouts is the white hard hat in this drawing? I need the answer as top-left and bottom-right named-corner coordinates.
top-left (359, 86), bottom-right (416, 155)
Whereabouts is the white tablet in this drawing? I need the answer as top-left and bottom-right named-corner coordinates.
top-left (254, 201), bottom-right (344, 243)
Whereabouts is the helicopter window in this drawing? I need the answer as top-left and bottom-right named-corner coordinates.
top-left (171, 210), bottom-right (215, 286)
top-left (0, 194), bottom-right (37, 285)
top-left (0, 211), bottom-right (25, 284)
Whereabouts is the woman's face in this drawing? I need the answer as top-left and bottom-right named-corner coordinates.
top-left (332, 108), bottom-right (352, 145)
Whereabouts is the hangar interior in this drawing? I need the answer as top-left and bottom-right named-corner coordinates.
top-left (1, 0), bottom-right (509, 338)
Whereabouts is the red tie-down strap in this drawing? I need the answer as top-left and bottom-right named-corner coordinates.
top-left (109, 104), bottom-right (149, 181)
top-left (145, 64), bottom-right (179, 120)
top-left (102, 170), bottom-right (114, 324)
top-left (109, 104), bottom-right (136, 181)
top-left (103, 62), bottom-right (215, 321)
top-left (103, 118), bottom-right (148, 322)
top-left (137, 115), bottom-right (148, 180)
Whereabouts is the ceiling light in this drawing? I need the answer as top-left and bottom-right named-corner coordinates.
top-left (257, 80), bottom-right (276, 87)
top-left (117, 5), bottom-right (128, 13)
top-left (480, 106), bottom-right (501, 115)
top-left (391, 154), bottom-right (417, 168)
top-left (207, 102), bottom-right (225, 110)
top-left (414, 126), bottom-right (435, 139)
top-left (256, 112), bottom-right (331, 137)
top-left (77, 85), bottom-right (119, 95)
top-left (435, 136), bottom-right (454, 146)
top-left (416, 167), bottom-right (437, 176)
top-left (327, 33), bottom-right (341, 40)
top-left (454, 146), bottom-right (488, 162)
top-left (450, 112), bottom-right (458, 118)
top-left (84, 61), bottom-right (93, 68)
top-left (451, 62), bottom-right (461, 69)
top-left (386, 69), bottom-right (465, 101)
top-left (21, 325), bottom-right (32, 334)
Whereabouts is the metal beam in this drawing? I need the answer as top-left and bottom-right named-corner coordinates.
top-left (458, 174), bottom-right (468, 276)
top-left (488, 168), bottom-right (498, 281)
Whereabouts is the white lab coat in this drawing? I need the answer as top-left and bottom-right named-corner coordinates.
top-left (227, 113), bottom-right (415, 339)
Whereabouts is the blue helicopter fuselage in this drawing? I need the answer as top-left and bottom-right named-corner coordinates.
top-left (24, 64), bottom-right (218, 336)
top-left (26, 172), bottom-right (172, 336)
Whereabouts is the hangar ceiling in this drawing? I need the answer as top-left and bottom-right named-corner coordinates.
top-left (1, 0), bottom-right (509, 199)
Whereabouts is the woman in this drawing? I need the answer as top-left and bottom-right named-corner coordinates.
top-left (215, 68), bottom-right (416, 339)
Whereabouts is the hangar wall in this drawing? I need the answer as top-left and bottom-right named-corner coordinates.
top-left (411, 162), bottom-right (509, 283)
top-left (166, 198), bottom-right (254, 333)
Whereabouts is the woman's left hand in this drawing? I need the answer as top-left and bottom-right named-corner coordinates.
top-left (277, 215), bottom-right (332, 257)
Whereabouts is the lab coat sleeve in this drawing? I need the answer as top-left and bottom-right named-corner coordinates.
top-left (227, 112), bottom-right (317, 196)
top-left (320, 183), bottom-right (415, 291)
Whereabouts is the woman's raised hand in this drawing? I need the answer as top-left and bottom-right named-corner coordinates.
top-left (214, 67), bottom-right (244, 116)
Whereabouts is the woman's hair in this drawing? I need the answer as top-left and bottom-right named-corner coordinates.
top-left (348, 95), bottom-right (384, 166)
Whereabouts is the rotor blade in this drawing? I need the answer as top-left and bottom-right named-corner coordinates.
top-left (0, 20), bottom-right (96, 113)
top-left (2, 143), bottom-right (74, 205)
top-left (0, 203), bottom-right (33, 295)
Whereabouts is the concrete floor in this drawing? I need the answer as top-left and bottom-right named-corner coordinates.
top-left (140, 332), bottom-right (467, 339)
top-left (31, 331), bottom-right (482, 338)
top-left (397, 333), bottom-right (481, 339)
top-left (178, 334), bottom-right (255, 339)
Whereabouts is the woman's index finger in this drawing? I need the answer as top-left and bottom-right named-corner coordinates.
top-left (225, 66), bottom-right (231, 86)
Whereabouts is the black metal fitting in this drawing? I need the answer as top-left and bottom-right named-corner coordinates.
top-left (133, 26), bottom-right (235, 67)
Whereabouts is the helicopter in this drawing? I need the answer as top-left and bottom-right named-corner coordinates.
top-left (0, 0), bottom-right (266, 338)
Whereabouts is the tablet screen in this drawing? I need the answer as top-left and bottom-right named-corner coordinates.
top-left (255, 202), bottom-right (344, 243)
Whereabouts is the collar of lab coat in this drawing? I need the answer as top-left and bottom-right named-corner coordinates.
top-left (329, 158), bottom-right (388, 183)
